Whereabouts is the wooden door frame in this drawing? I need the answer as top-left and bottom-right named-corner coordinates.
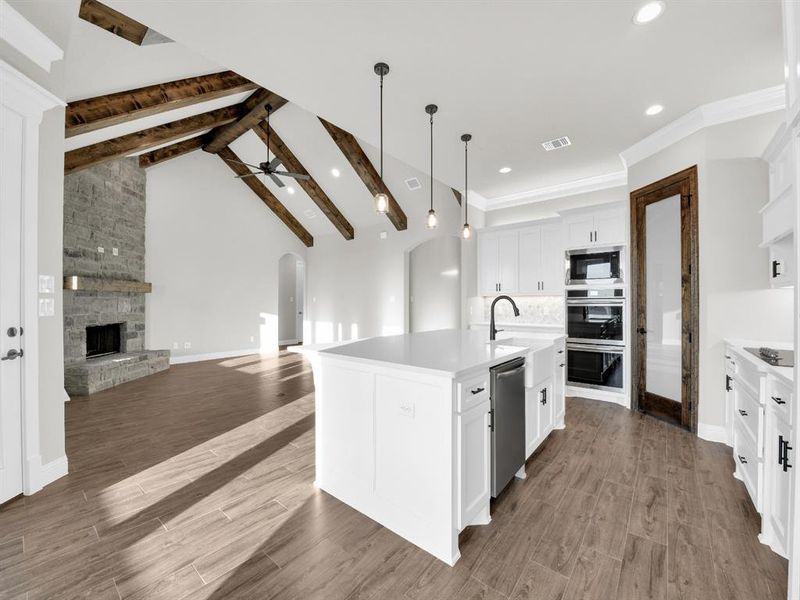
top-left (629, 165), bottom-right (699, 432)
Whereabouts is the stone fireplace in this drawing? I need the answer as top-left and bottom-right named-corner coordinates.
top-left (63, 158), bottom-right (169, 396)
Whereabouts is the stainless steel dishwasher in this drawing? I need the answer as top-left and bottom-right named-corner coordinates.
top-left (490, 356), bottom-right (526, 497)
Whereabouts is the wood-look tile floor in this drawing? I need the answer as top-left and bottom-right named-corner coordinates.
top-left (0, 352), bottom-right (788, 599)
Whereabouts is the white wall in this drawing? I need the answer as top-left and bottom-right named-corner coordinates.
top-left (305, 149), bottom-right (480, 343)
top-left (2, 0), bottom-right (77, 466)
top-left (409, 236), bottom-right (461, 332)
top-left (484, 187), bottom-right (627, 227)
top-left (145, 150), bottom-right (307, 359)
top-left (627, 111), bottom-right (792, 433)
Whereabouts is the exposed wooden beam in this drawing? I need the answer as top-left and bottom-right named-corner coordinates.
top-left (252, 122), bottom-right (353, 240)
top-left (451, 188), bottom-right (462, 205)
top-left (203, 88), bottom-right (288, 154)
top-left (138, 135), bottom-right (207, 168)
top-left (218, 147), bottom-right (313, 247)
top-left (78, 0), bottom-right (150, 45)
top-left (65, 105), bottom-right (242, 175)
top-left (66, 71), bottom-right (257, 137)
top-left (318, 117), bottom-right (407, 231)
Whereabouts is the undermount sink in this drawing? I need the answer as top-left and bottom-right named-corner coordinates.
top-left (488, 338), bottom-right (532, 351)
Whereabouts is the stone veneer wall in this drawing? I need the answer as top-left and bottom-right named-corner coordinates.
top-left (63, 158), bottom-right (147, 364)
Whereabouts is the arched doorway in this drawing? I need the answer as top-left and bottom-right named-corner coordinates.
top-left (408, 236), bottom-right (462, 332)
top-left (278, 253), bottom-right (305, 347)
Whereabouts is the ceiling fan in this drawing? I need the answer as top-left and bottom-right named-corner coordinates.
top-left (224, 103), bottom-right (310, 189)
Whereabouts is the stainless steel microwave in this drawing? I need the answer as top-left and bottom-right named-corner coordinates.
top-left (565, 246), bottom-right (624, 286)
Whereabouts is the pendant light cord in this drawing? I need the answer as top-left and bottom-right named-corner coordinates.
top-left (379, 73), bottom-right (384, 181)
top-left (464, 138), bottom-right (469, 222)
top-left (430, 112), bottom-right (434, 211)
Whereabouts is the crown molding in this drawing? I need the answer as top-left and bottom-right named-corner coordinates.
top-left (466, 189), bottom-right (489, 212)
top-left (483, 170), bottom-right (628, 212)
top-left (0, 60), bottom-right (65, 117)
top-left (620, 84), bottom-right (785, 168)
top-left (0, 0), bottom-right (63, 72)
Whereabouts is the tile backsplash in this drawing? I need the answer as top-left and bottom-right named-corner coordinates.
top-left (480, 296), bottom-right (564, 325)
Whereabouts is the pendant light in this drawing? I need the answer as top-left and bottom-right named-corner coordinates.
top-left (373, 62), bottom-right (390, 214)
top-left (425, 104), bottom-right (438, 229)
top-left (461, 133), bottom-right (472, 239)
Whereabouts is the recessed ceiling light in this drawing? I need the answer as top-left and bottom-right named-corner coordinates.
top-left (286, 187), bottom-right (295, 195)
top-left (499, 167), bottom-right (512, 174)
top-left (645, 104), bottom-right (663, 116)
top-left (331, 168), bottom-right (340, 177)
top-left (633, 1), bottom-right (665, 24)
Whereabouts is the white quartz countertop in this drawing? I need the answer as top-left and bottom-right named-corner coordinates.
top-left (317, 329), bottom-right (556, 378)
top-left (725, 339), bottom-right (794, 383)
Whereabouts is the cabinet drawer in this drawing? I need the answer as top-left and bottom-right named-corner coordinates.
top-left (734, 383), bottom-right (762, 453)
top-left (457, 373), bottom-right (489, 413)
top-left (768, 375), bottom-right (793, 426)
top-left (734, 418), bottom-right (762, 511)
top-left (730, 350), bottom-right (764, 401)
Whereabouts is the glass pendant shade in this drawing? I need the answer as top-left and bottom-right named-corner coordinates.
top-left (427, 208), bottom-right (438, 229)
top-left (374, 192), bottom-right (389, 214)
top-left (462, 223), bottom-right (472, 239)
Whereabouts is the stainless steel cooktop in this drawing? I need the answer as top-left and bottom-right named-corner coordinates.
top-left (744, 347), bottom-right (795, 368)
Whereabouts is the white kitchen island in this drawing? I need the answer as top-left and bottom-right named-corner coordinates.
top-left (300, 329), bottom-right (565, 566)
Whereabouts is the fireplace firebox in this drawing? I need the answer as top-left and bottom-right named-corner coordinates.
top-left (86, 323), bottom-right (122, 359)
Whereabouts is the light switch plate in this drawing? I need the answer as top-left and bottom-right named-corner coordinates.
top-left (97, 246), bottom-right (105, 254)
top-left (38, 275), bottom-right (55, 294)
top-left (399, 398), bottom-right (415, 419)
top-left (38, 297), bottom-right (55, 317)
top-left (112, 248), bottom-right (119, 256)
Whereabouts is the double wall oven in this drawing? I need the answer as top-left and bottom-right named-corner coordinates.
top-left (565, 248), bottom-right (626, 393)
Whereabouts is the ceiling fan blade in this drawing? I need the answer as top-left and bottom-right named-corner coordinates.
top-left (223, 158), bottom-right (262, 170)
top-left (235, 172), bottom-right (262, 179)
top-left (269, 174), bottom-right (285, 188)
top-left (274, 171), bottom-right (311, 181)
top-left (268, 156), bottom-right (282, 170)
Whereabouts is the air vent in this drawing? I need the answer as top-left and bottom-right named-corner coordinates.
top-left (405, 177), bottom-right (422, 191)
top-left (541, 136), bottom-right (572, 152)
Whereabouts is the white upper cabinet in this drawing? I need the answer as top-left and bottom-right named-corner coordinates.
top-left (564, 206), bottom-right (625, 248)
top-left (518, 223), bottom-right (565, 294)
top-left (479, 231), bottom-right (518, 295)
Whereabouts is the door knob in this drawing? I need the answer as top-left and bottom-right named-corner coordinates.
top-left (1, 349), bottom-right (23, 361)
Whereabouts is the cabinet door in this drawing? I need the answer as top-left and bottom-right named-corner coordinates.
top-left (525, 387), bottom-right (539, 458)
top-left (594, 208), bottom-right (625, 246)
top-left (540, 223), bottom-right (565, 293)
top-left (478, 233), bottom-right (500, 295)
top-left (536, 380), bottom-right (555, 441)
top-left (497, 231), bottom-right (519, 293)
top-left (767, 415), bottom-right (793, 555)
top-left (458, 400), bottom-right (491, 529)
top-left (564, 215), bottom-right (595, 248)
top-left (517, 227), bottom-right (542, 294)
top-left (554, 350), bottom-right (565, 424)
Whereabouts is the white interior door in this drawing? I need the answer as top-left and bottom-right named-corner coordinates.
top-left (0, 104), bottom-right (25, 503)
top-left (295, 260), bottom-right (304, 343)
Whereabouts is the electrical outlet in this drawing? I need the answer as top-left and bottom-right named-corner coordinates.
top-left (184, 342), bottom-right (191, 349)
top-left (97, 246), bottom-right (105, 254)
top-left (112, 248), bottom-right (119, 256)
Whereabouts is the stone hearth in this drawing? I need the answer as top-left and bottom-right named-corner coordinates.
top-left (63, 158), bottom-right (169, 396)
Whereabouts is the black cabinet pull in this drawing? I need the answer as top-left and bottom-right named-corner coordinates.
top-left (772, 260), bottom-right (782, 278)
top-left (540, 388), bottom-right (547, 405)
top-left (737, 455), bottom-right (748, 465)
top-left (772, 396), bottom-right (786, 405)
top-left (559, 363), bottom-right (565, 367)
top-left (780, 435), bottom-right (793, 472)
top-left (738, 409), bottom-right (748, 417)
top-left (558, 349), bottom-right (564, 354)
top-left (470, 387), bottom-right (485, 395)
top-left (725, 375), bottom-right (732, 392)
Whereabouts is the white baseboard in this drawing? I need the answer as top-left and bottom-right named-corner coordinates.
top-left (566, 385), bottom-right (630, 408)
top-left (170, 348), bottom-right (261, 365)
top-left (698, 423), bottom-right (731, 445)
top-left (38, 455), bottom-right (68, 490)
top-left (279, 339), bottom-right (299, 346)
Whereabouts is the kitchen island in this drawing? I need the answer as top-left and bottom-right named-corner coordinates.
top-left (300, 329), bottom-right (565, 565)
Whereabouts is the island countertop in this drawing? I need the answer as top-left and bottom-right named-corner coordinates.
top-left (318, 329), bottom-right (557, 378)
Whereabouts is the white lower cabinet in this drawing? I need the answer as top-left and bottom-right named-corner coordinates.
top-left (536, 379), bottom-right (554, 441)
top-left (727, 345), bottom-right (794, 559)
top-left (457, 398), bottom-right (491, 530)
